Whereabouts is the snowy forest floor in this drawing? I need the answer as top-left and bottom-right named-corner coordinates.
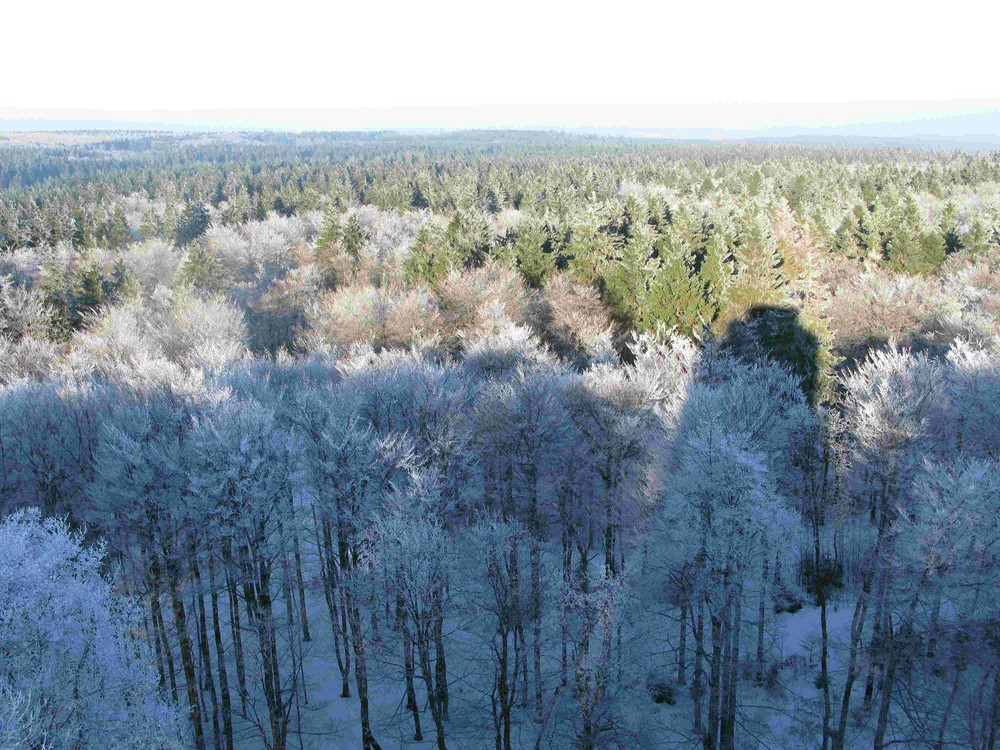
top-left (219, 577), bottom-right (871, 750)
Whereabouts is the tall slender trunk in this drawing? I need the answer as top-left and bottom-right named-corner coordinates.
top-left (285, 491), bottom-right (311, 642)
top-left (693, 599), bottom-right (705, 736)
top-left (718, 586), bottom-right (733, 750)
top-left (831, 523), bottom-right (886, 750)
top-left (706, 612), bottom-right (722, 750)
top-left (226, 574), bottom-right (247, 714)
top-left (150, 556), bottom-right (178, 703)
top-left (145, 595), bottom-right (167, 691)
top-left (416, 619), bottom-right (447, 750)
top-left (864, 573), bottom-right (888, 712)
top-left (935, 663), bottom-right (963, 750)
top-left (756, 557), bottom-right (768, 684)
top-left (400, 599), bottom-right (422, 741)
top-left (561, 531), bottom-right (571, 688)
top-left (434, 584), bottom-right (450, 720)
top-left (208, 556), bottom-right (234, 750)
top-left (678, 574), bottom-right (688, 686)
top-left (316, 514), bottom-right (350, 697)
top-left (531, 536), bottom-right (543, 720)
top-left (346, 580), bottom-right (381, 750)
top-left (814, 520), bottom-right (831, 750)
top-left (721, 581), bottom-right (743, 750)
top-left (168, 557), bottom-right (206, 750)
top-left (874, 577), bottom-right (925, 750)
top-left (192, 550), bottom-right (221, 750)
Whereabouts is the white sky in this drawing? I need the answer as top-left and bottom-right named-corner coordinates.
top-left (4, 0), bottom-right (999, 130)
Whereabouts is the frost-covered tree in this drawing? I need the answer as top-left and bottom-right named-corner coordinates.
top-left (0, 508), bottom-right (181, 750)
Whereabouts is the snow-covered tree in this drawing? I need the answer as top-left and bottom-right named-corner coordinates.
top-left (0, 508), bottom-right (181, 750)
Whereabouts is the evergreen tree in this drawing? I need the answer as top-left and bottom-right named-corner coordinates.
top-left (940, 201), bottom-right (962, 255)
top-left (645, 235), bottom-right (704, 335)
top-left (403, 225), bottom-right (455, 285)
top-left (728, 212), bottom-right (785, 309)
top-left (175, 203), bottom-right (210, 247)
top-left (140, 208), bottom-right (159, 239)
top-left (962, 220), bottom-right (991, 258)
top-left (105, 258), bottom-right (142, 304)
top-left (175, 242), bottom-right (225, 294)
top-left (161, 203), bottom-right (179, 241)
top-left (71, 254), bottom-right (107, 325)
top-left (38, 255), bottom-right (72, 339)
top-left (699, 232), bottom-right (735, 322)
top-left (342, 214), bottom-right (367, 260)
top-left (512, 224), bottom-right (553, 288)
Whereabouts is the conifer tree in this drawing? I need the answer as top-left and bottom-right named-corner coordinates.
top-left (72, 254), bottom-right (106, 325)
top-left (512, 224), bottom-right (553, 288)
top-left (645, 234), bottom-right (704, 335)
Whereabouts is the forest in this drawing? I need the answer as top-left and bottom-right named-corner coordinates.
top-left (0, 130), bottom-right (998, 750)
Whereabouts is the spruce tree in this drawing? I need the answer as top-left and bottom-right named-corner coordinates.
top-left (72, 254), bottom-right (107, 325)
top-left (699, 232), bottom-right (735, 322)
top-left (512, 224), bottom-right (553, 288)
top-left (140, 208), bottom-right (159, 239)
top-left (175, 203), bottom-right (210, 247)
top-left (38, 255), bottom-right (72, 339)
top-left (645, 234), bottom-right (704, 335)
top-left (342, 214), bottom-right (367, 260)
top-left (175, 242), bottom-right (225, 295)
top-left (940, 201), bottom-right (962, 255)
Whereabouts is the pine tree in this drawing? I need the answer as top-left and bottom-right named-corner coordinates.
top-left (645, 234), bottom-right (704, 335)
top-left (72, 254), bottom-right (107, 325)
top-left (175, 242), bottom-right (225, 294)
top-left (728, 212), bottom-right (785, 309)
top-left (513, 224), bottom-right (553, 288)
top-left (71, 210), bottom-right (95, 250)
top-left (403, 225), bottom-right (454, 285)
top-left (140, 208), bottom-right (159, 239)
top-left (105, 258), bottom-right (142, 304)
top-left (161, 203), bottom-right (179, 242)
top-left (940, 201), bottom-right (962, 255)
top-left (175, 203), bottom-right (210, 247)
top-left (38, 254), bottom-right (72, 339)
top-left (342, 214), bottom-right (367, 260)
top-left (699, 232), bottom-right (735, 322)
top-left (316, 206), bottom-right (343, 253)
top-left (962, 220), bottom-right (991, 258)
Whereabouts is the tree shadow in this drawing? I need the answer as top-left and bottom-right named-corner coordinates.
top-left (723, 304), bottom-right (830, 404)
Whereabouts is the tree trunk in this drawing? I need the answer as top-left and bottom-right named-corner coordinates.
top-left (531, 536), bottom-right (543, 720)
top-left (721, 581), bottom-right (743, 750)
top-left (168, 558), bottom-right (206, 750)
top-left (192, 550), bottom-right (222, 750)
top-left (346, 581), bottom-right (381, 750)
top-left (434, 584), bottom-right (450, 720)
top-left (678, 577), bottom-right (688, 686)
top-left (756, 557), bottom-right (768, 684)
top-left (286, 492), bottom-right (311, 642)
top-left (831, 524), bottom-right (886, 750)
top-left (208, 556), bottom-right (234, 750)
top-left (693, 599), bottom-right (705, 736)
top-left (417, 619), bottom-right (447, 750)
top-left (706, 612), bottom-right (722, 750)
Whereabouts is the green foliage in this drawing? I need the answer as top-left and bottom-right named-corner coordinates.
top-left (728, 212), bottom-right (785, 309)
top-left (71, 255), bottom-right (107, 323)
top-left (403, 225), bottom-right (456, 285)
top-left (175, 203), bottom-right (210, 247)
top-left (38, 255), bottom-right (73, 339)
top-left (888, 229), bottom-right (946, 275)
top-left (644, 235), bottom-right (705, 335)
top-left (512, 224), bottom-right (554, 287)
top-left (342, 214), bottom-right (367, 260)
top-left (175, 242), bottom-right (225, 295)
